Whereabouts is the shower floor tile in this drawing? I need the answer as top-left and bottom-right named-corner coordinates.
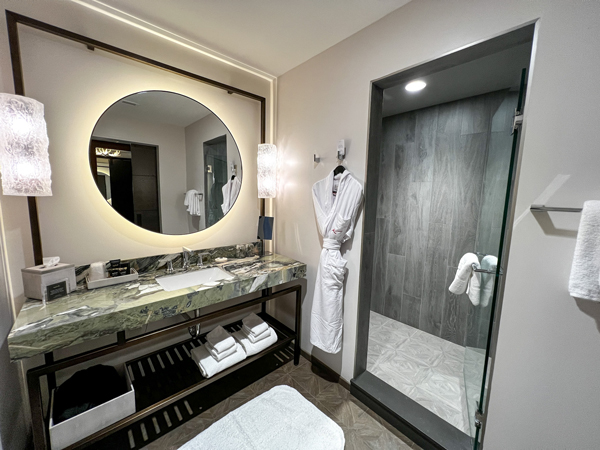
top-left (367, 311), bottom-right (471, 434)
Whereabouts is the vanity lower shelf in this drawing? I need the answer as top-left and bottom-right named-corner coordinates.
top-left (26, 284), bottom-right (303, 450)
top-left (66, 312), bottom-right (296, 450)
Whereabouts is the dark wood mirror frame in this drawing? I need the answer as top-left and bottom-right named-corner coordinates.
top-left (5, 10), bottom-right (266, 265)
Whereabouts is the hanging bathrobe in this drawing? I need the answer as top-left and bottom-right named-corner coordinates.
top-left (221, 177), bottom-right (242, 214)
top-left (310, 169), bottom-right (363, 354)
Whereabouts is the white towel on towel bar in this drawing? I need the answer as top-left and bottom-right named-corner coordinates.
top-left (480, 255), bottom-right (498, 307)
top-left (569, 201), bottom-right (600, 300)
top-left (233, 328), bottom-right (278, 356)
top-left (449, 253), bottom-right (481, 306)
top-left (190, 342), bottom-right (246, 378)
top-left (184, 189), bottom-right (202, 216)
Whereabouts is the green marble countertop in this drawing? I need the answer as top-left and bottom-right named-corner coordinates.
top-left (8, 254), bottom-right (306, 361)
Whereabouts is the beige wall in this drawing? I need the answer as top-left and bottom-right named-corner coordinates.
top-left (275, 0), bottom-right (600, 448)
top-left (93, 114), bottom-right (189, 235)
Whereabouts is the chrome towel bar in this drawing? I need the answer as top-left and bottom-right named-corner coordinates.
top-left (472, 263), bottom-right (503, 275)
top-left (530, 204), bottom-right (582, 213)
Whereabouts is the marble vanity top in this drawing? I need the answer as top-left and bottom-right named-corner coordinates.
top-left (8, 252), bottom-right (306, 361)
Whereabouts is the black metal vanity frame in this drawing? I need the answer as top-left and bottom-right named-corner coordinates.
top-left (27, 285), bottom-right (302, 449)
top-left (5, 10), bottom-right (268, 266)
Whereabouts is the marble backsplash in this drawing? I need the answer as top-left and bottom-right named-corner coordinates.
top-left (75, 241), bottom-right (262, 285)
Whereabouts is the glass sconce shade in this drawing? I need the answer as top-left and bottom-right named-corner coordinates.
top-left (257, 143), bottom-right (277, 198)
top-left (0, 94), bottom-right (52, 196)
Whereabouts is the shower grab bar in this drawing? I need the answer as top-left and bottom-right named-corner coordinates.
top-left (472, 263), bottom-right (503, 275)
top-left (530, 204), bottom-right (582, 213)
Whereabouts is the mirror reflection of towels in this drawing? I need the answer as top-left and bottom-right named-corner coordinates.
top-left (184, 190), bottom-right (202, 216)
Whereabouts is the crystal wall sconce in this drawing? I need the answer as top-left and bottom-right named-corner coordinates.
top-left (0, 93), bottom-right (52, 196)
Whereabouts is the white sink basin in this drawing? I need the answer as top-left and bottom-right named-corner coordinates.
top-left (156, 267), bottom-right (234, 292)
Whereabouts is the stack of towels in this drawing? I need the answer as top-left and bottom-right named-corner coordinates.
top-left (190, 314), bottom-right (278, 379)
top-left (191, 326), bottom-right (246, 378)
top-left (233, 313), bottom-right (278, 357)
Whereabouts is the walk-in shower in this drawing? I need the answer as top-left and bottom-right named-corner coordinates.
top-left (352, 25), bottom-right (535, 450)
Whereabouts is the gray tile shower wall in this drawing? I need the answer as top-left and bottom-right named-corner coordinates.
top-left (369, 90), bottom-right (517, 346)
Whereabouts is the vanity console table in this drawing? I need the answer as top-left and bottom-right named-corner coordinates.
top-left (9, 253), bottom-right (306, 450)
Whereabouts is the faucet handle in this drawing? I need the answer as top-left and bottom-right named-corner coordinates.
top-left (166, 260), bottom-right (174, 274)
top-left (197, 252), bottom-right (210, 267)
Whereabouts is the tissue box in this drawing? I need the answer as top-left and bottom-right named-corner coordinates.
top-left (22, 263), bottom-right (76, 301)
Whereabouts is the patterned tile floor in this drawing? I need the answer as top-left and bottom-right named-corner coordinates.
top-left (367, 311), bottom-right (476, 434)
top-left (142, 355), bottom-right (422, 450)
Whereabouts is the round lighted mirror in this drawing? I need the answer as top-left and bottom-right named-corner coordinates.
top-left (89, 91), bottom-right (242, 234)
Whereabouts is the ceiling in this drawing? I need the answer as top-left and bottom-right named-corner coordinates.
top-left (382, 42), bottom-right (533, 117)
top-left (96, 91), bottom-right (212, 128)
top-left (90, 0), bottom-right (412, 76)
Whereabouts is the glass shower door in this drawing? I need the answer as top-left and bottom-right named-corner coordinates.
top-left (464, 69), bottom-right (528, 447)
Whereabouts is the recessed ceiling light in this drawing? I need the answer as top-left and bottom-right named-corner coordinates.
top-left (405, 80), bottom-right (426, 92)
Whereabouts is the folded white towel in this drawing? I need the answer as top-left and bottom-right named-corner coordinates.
top-left (245, 327), bottom-right (270, 344)
top-left (233, 328), bottom-right (277, 356)
top-left (206, 341), bottom-right (237, 362)
top-left (569, 201), bottom-right (600, 300)
top-left (205, 326), bottom-right (235, 354)
top-left (191, 343), bottom-right (246, 378)
top-left (449, 253), bottom-right (481, 306)
top-left (480, 255), bottom-right (498, 307)
top-left (242, 313), bottom-right (269, 336)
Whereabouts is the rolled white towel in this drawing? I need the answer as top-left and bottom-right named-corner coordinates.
top-left (480, 255), bottom-right (498, 307)
top-left (191, 343), bottom-right (246, 378)
top-left (242, 313), bottom-right (269, 336)
top-left (206, 341), bottom-right (237, 362)
top-left (205, 326), bottom-right (235, 354)
top-left (233, 328), bottom-right (278, 356)
top-left (449, 253), bottom-right (480, 295)
top-left (569, 201), bottom-right (600, 300)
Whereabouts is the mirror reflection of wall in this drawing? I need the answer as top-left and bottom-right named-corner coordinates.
top-left (89, 91), bottom-right (242, 235)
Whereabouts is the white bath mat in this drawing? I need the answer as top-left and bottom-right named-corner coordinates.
top-left (178, 385), bottom-right (345, 450)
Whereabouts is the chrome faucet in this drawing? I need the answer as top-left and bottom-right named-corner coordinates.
top-left (197, 252), bottom-right (210, 268)
top-left (182, 247), bottom-right (193, 271)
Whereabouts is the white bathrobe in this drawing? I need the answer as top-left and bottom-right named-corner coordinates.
top-left (310, 169), bottom-right (363, 354)
top-left (221, 177), bottom-right (241, 214)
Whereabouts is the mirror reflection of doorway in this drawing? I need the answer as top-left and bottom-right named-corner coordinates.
top-left (90, 139), bottom-right (161, 233)
top-left (203, 135), bottom-right (227, 228)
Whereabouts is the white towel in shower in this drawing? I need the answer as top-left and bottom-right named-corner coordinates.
top-left (480, 255), bottom-right (498, 307)
top-left (569, 201), bottom-right (600, 300)
top-left (449, 253), bottom-right (481, 306)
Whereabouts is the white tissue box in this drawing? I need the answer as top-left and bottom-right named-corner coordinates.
top-left (48, 367), bottom-right (135, 450)
top-left (21, 263), bottom-right (76, 301)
